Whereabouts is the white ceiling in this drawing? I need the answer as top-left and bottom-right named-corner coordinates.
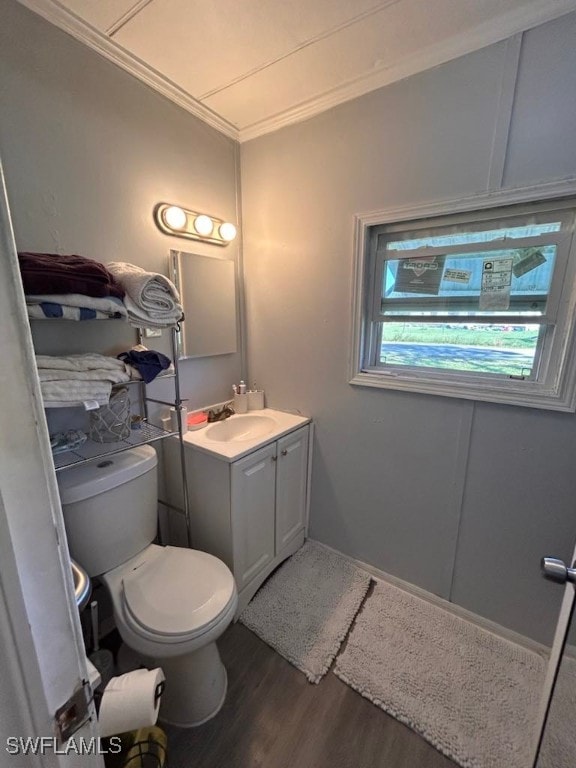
top-left (17, 0), bottom-right (576, 141)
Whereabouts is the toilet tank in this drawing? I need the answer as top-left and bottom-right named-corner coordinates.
top-left (57, 445), bottom-right (158, 577)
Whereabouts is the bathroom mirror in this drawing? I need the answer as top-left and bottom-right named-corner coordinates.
top-left (170, 249), bottom-right (237, 358)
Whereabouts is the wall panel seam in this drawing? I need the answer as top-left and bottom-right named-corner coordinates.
top-left (234, 140), bottom-right (248, 381)
top-left (487, 32), bottom-right (523, 191)
top-left (448, 400), bottom-right (475, 601)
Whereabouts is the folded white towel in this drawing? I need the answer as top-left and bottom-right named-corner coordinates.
top-left (36, 354), bottom-right (133, 408)
top-left (116, 296), bottom-right (183, 328)
top-left (38, 368), bottom-right (131, 384)
top-left (106, 262), bottom-right (183, 328)
top-left (40, 380), bottom-right (113, 408)
top-left (36, 353), bottom-right (132, 377)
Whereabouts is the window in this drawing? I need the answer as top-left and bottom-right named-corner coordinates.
top-left (351, 191), bottom-right (576, 410)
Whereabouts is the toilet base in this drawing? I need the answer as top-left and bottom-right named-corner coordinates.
top-left (143, 641), bottom-right (228, 728)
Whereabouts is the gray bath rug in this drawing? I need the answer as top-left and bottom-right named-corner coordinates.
top-left (240, 540), bottom-right (371, 683)
top-left (334, 579), bottom-right (546, 768)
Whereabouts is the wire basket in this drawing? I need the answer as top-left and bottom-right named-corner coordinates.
top-left (89, 387), bottom-right (131, 443)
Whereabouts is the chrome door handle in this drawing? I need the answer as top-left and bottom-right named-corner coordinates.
top-left (541, 557), bottom-right (576, 584)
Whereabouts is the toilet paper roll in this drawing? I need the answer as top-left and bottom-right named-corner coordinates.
top-left (98, 667), bottom-right (166, 738)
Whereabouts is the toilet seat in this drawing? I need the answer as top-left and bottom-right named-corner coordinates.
top-left (120, 546), bottom-right (236, 643)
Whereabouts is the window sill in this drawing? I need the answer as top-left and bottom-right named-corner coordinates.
top-left (349, 369), bottom-right (576, 411)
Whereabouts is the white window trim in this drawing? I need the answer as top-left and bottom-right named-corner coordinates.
top-left (349, 179), bottom-right (576, 411)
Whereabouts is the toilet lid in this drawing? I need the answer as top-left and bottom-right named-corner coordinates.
top-left (122, 547), bottom-right (235, 637)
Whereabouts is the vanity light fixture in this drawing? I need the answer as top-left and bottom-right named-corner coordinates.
top-left (154, 203), bottom-right (237, 246)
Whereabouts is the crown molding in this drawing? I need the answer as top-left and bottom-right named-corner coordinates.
top-left (16, 0), bottom-right (576, 145)
top-left (238, 0), bottom-right (576, 142)
top-left (15, 0), bottom-right (240, 141)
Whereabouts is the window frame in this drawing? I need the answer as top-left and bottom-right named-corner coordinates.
top-left (349, 182), bottom-right (576, 411)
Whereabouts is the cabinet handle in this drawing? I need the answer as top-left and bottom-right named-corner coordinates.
top-left (271, 455), bottom-right (277, 462)
top-left (281, 449), bottom-right (288, 456)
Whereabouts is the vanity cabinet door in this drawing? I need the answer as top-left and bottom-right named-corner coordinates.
top-left (231, 442), bottom-right (276, 590)
top-left (275, 426), bottom-right (309, 554)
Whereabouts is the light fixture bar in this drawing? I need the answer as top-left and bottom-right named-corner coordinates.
top-left (154, 203), bottom-right (237, 246)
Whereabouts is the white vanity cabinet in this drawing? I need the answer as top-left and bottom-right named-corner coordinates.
top-left (163, 412), bottom-right (312, 614)
top-left (230, 442), bottom-right (277, 590)
top-left (232, 426), bottom-right (309, 590)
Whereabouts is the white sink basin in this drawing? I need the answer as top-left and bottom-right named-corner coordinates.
top-left (205, 414), bottom-right (278, 443)
top-left (182, 408), bottom-right (310, 461)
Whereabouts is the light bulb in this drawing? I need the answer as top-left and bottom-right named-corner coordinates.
top-left (163, 205), bottom-right (187, 230)
top-left (194, 214), bottom-right (213, 236)
top-left (219, 222), bottom-right (237, 242)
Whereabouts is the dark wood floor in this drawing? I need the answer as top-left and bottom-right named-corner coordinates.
top-left (164, 622), bottom-right (458, 768)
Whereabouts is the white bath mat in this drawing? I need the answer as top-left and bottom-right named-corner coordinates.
top-left (240, 540), bottom-right (371, 683)
top-left (334, 580), bottom-right (547, 768)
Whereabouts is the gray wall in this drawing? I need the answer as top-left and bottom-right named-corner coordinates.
top-left (240, 14), bottom-right (576, 645)
top-left (0, 0), bottom-right (242, 413)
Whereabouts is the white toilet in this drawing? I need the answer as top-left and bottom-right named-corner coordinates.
top-left (57, 444), bottom-right (237, 727)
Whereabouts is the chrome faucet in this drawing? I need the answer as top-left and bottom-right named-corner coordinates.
top-left (207, 403), bottom-right (235, 423)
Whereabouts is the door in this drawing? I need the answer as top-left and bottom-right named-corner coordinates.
top-left (275, 426), bottom-right (309, 553)
top-left (231, 442), bottom-right (276, 589)
top-left (533, 539), bottom-right (576, 767)
top-left (0, 160), bottom-right (102, 765)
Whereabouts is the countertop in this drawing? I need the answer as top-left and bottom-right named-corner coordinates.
top-left (180, 407), bottom-right (311, 462)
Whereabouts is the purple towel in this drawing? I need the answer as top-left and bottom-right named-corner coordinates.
top-left (18, 252), bottom-right (125, 299)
